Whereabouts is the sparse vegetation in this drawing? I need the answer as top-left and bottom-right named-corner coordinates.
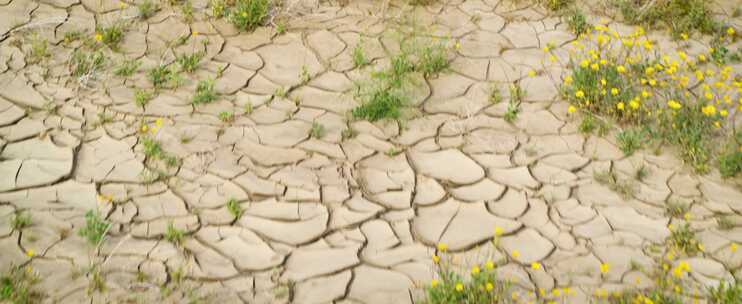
top-left (594, 170), bottom-right (635, 199)
top-left (78, 210), bottom-right (111, 246)
top-left (616, 128), bottom-right (644, 156)
top-left (1, 265), bottom-right (41, 303)
top-left (28, 34), bottom-right (50, 64)
top-left (567, 8), bottom-right (590, 36)
top-left (192, 79), bottom-right (218, 104)
top-left (614, 0), bottom-right (722, 39)
top-left (353, 43), bottom-right (369, 68)
top-left (211, 0), bottom-right (270, 32)
top-left (70, 50), bottom-right (105, 78)
top-left (176, 52), bottom-right (204, 73)
top-left (113, 59), bottom-right (140, 77)
top-left (665, 201), bottom-right (689, 218)
top-left (138, 0), bottom-right (159, 19)
top-left (134, 89), bottom-right (154, 107)
top-left (96, 23), bottom-right (125, 50)
top-left (310, 122), bottom-right (325, 139)
top-left (226, 198), bottom-right (242, 219)
top-left (218, 111), bottom-right (234, 122)
top-left (11, 212), bottom-right (31, 230)
top-left (164, 222), bottom-right (185, 245)
top-left (668, 223), bottom-right (700, 255)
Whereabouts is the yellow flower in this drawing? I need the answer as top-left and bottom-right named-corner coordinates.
top-left (617, 65), bottom-right (626, 73)
top-left (531, 262), bottom-right (542, 270)
top-left (702, 104), bottom-right (717, 116)
top-left (600, 79), bottom-right (607, 86)
top-left (567, 105), bottom-right (577, 114)
top-left (543, 46), bottom-right (550, 52)
top-left (140, 124), bottom-right (149, 132)
top-left (641, 90), bottom-right (650, 98)
top-left (616, 102), bottom-right (625, 110)
top-left (471, 266), bottom-right (480, 275)
top-left (649, 79), bottom-right (657, 86)
top-left (511, 291), bottom-right (519, 300)
top-left (485, 260), bottom-right (495, 270)
top-left (431, 279), bottom-right (438, 287)
top-left (552, 289), bottom-right (561, 297)
top-left (455, 283), bottom-right (464, 292)
top-left (590, 63), bottom-right (599, 71)
top-left (720, 109), bottom-right (728, 117)
top-left (485, 282), bottom-right (494, 291)
top-left (683, 212), bottom-right (691, 221)
top-left (454, 42), bottom-right (461, 50)
top-left (698, 243), bottom-right (705, 252)
top-left (494, 226), bottom-right (503, 236)
top-left (432, 254), bottom-right (440, 264)
top-left (437, 243), bottom-right (447, 252)
top-left (26, 249), bottom-right (34, 257)
top-left (600, 263), bottom-right (610, 274)
top-left (564, 76), bottom-right (573, 84)
top-left (667, 100), bottom-right (682, 110)
top-left (727, 27), bottom-right (736, 36)
top-left (580, 59), bottom-right (590, 68)
top-left (192, 31), bottom-right (200, 37)
top-left (575, 90), bottom-right (585, 98)
top-left (241, 11), bottom-right (247, 17)
top-left (629, 100), bottom-right (640, 110)
top-left (511, 250), bottom-right (520, 258)
top-left (155, 118), bottom-right (163, 128)
top-left (95, 33), bottom-right (103, 42)
top-left (678, 261), bottom-right (690, 272)
top-left (731, 243), bottom-right (738, 252)
top-left (698, 54), bottom-right (706, 62)
top-left (528, 70), bottom-right (536, 77)
top-left (610, 88), bottom-right (619, 96)
top-left (681, 33), bottom-right (688, 40)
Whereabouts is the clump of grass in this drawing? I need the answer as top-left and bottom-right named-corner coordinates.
top-left (11, 212), bottom-right (31, 230)
top-left (63, 31), bottom-right (82, 44)
top-left (226, 198), bottom-right (242, 219)
top-left (164, 222), bottom-right (185, 245)
top-left (28, 34), bottom-right (50, 64)
top-left (78, 210), bottom-right (111, 246)
top-left (503, 83), bottom-right (524, 123)
top-left (540, 0), bottom-right (573, 12)
top-left (488, 84), bottom-right (501, 104)
top-left (0, 265), bottom-right (41, 303)
top-left (113, 59), bottom-right (140, 77)
top-left (300, 65), bottom-right (310, 84)
top-left (142, 137), bottom-right (163, 159)
top-left (218, 111), bottom-right (234, 122)
top-left (578, 114), bottom-right (609, 136)
top-left (273, 87), bottom-right (287, 98)
top-left (635, 164), bottom-right (649, 181)
top-left (147, 65), bottom-right (182, 90)
top-left (134, 89), bottom-right (154, 107)
top-left (594, 170), bottom-right (635, 199)
top-left (718, 141), bottom-right (742, 178)
top-left (181, 0), bottom-right (194, 23)
top-left (341, 127), bottom-right (358, 140)
top-left (353, 43), bottom-right (369, 68)
top-left (665, 201), bottom-right (690, 218)
top-left (717, 216), bottom-right (735, 230)
top-left (96, 23), bottom-right (125, 49)
top-left (70, 50), bottom-right (105, 78)
top-left (226, 0), bottom-right (270, 32)
top-left (616, 128), bottom-right (644, 156)
top-left (615, 0), bottom-right (721, 39)
top-left (138, 0), bottom-right (159, 19)
top-left (310, 122), bottom-right (325, 139)
top-left (708, 282), bottom-right (742, 304)
top-left (668, 223), bottom-right (700, 255)
top-left (567, 8), bottom-right (590, 36)
top-left (244, 102), bottom-right (253, 114)
top-left (192, 79), bottom-right (218, 104)
top-left (424, 252), bottom-right (509, 303)
top-left (351, 33), bottom-right (451, 122)
top-left (176, 52), bottom-right (204, 73)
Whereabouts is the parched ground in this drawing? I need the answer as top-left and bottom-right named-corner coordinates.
top-left (0, 0), bottom-right (741, 303)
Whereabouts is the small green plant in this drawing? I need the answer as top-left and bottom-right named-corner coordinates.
top-left (503, 83), bottom-right (524, 123)
top-left (0, 265), bottom-right (40, 303)
top-left (578, 114), bottom-right (596, 134)
top-left (78, 210), bottom-right (111, 246)
top-left (665, 201), bottom-right (689, 218)
top-left (244, 102), bottom-right (253, 114)
top-left (70, 50), bottom-right (105, 77)
top-left (616, 128), bottom-right (644, 156)
top-left (708, 281), bottom-right (742, 304)
top-left (417, 43), bottom-right (449, 77)
top-left (11, 212), bottom-right (31, 230)
top-left (134, 89), bottom-right (154, 107)
top-left (718, 148), bottom-right (742, 178)
top-left (541, 0), bottom-right (573, 11)
top-left (353, 43), bottom-right (369, 68)
top-left (141, 137), bottom-right (163, 159)
top-left (669, 223), bottom-right (700, 255)
top-left (63, 31), bottom-right (82, 44)
top-left (226, 198), bottom-right (242, 219)
top-left (300, 65), bottom-right (310, 84)
top-left (164, 222), bottom-right (185, 245)
top-left (86, 265), bottom-right (106, 294)
top-left (181, 0), bottom-right (194, 23)
top-left (28, 34), bottom-right (50, 64)
top-left (228, 0), bottom-right (270, 32)
top-left (352, 89), bottom-right (405, 122)
top-left (192, 79), bottom-right (218, 104)
top-left (218, 111), bottom-right (234, 122)
top-left (594, 170), bottom-right (635, 199)
top-left (635, 164), bottom-right (649, 181)
top-left (273, 87), bottom-right (287, 98)
top-left (385, 147), bottom-right (403, 157)
top-left (96, 23), bottom-right (125, 50)
top-left (567, 8), bottom-right (590, 36)
top-left (147, 65), bottom-right (170, 89)
top-left (176, 52), bottom-right (204, 73)
top-left (113, 59), bottom-right (140, 77)
top-left (310, 122), bottom-right (325, 139)
top-left (488, 84), bottom-right (501, 104)
top-left (138, 0), bottom-right (159, 19)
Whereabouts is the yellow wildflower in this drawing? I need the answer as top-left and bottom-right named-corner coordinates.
top-left (141, 124), bottom-right (149, 132)
top-left (683, 213), bottom-right (691, 221)
top-left (494, 226), bottom-right (503, 236)
top-left (728, 27), bottom-right (736, 36)
top-left (485, 282), bottom-right (494, 291)
top-left (731, 243), bottom-right (738, 252)
top-left (617, 65), bottom-right (626, 73)
top-left (617, 102), bottom-right (625, 110)
top-left (681, 33), bottom-right (688, 40)
top-left (590, 63), bottom-right (599, 71)
top-left (455, 283), bottom-right (464, 292)
top-left (511, 250), bottom-right (520, 258)
top-left (531, 262), bottom-right (542, 270)
top-left (667, 100), bottom-right (682, 110)
top-left (95, 33), bottom-right (103, 42)
top-left (702, 104), bottom-right (716, 116)
top-left (611, 88), bottom-right (619, 96)
top-left (437, 243), bottom-right (448, 252)
top-left (528, 70), bottom-right (536, 77)
top-left (575, 90), bottom-right (585, 98)
top-left (485, 260), bottom-right (495, 270)
top-left (431, 279), bottom-right (438, 287)
top-left (568, 105), bottom-right (577, 114)
top-left (600, 263), bottom-right (610, 274)
top-left (432, 254), bottom-right (440, 264)
top-left (26, 249), bottom-right (34, 257)
top-left (471, 266), bottom-right (480, 275)
top-left (629, 100), bottom-right (640, 110)
top-left (720, 109), bottom-right (728, 117)
top-left (192, 31), bottom-right (200, 37)
top-left (580, 59), bottom-right (590, 68)
top-left (698, 54), bottom-right (706, 62)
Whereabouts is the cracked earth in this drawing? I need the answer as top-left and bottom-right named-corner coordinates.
top-left (1, 0), bottom-right (741, 303)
